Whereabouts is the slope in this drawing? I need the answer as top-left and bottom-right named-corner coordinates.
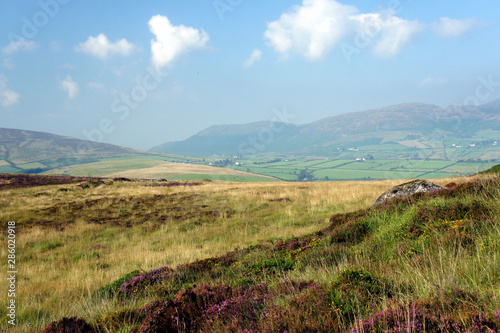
top-left (31, 175), bottom-right (500, 332)
top-left (152, 99), bottom-right (500, 159)
top-left (0, 128), bottom-right (153, 173)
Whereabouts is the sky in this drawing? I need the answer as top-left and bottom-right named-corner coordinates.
top-left (1, 0), bottom-right (499, 150)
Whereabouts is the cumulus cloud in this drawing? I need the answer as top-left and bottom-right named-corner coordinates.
top-left (2, 38), bottom-right (38, 55)
top-left (148, 15), bottom-right (210, 69)
top-left (352, 13), bottom-right (424, 58)
top-left (0, 74), bottom-right (20, 107)
top-left (61, 75), bottom-right (79, 99)
top-left (75, 34), bottom-right (136, 59)
top-left (431, 17), bottom-right (486, 39)
top-left (243, 49), bottom-right (263, 68)
top-left (265, 0), bottom-right (357, 60)
top-left (264, 0), bottom-right (424, 60)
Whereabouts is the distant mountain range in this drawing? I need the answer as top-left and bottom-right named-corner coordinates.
top-left (0, 128), bottom-right (153, 173)
top-left (2, 99), bottom-right (500, 175)
top-left (151, 99), bottom-right (500, 160)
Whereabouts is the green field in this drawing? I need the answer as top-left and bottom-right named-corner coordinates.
top-left (31, 154), bottom-right (500, 182)
top-left (168, 174), bottom-right (279, 182)
top-left (4, 150), bottom-right (497, 183)
top-left (230, 158), bottom-right (497, 181)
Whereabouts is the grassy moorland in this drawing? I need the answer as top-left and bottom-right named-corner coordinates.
top-left (0, 173), bottom-right (499, 332)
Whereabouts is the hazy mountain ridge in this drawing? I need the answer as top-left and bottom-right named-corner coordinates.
top-left (0, 128), bottom-right (152, 173)
top-left (152, 100), bottom-right (500, 158)
top-left (151, 122), bottom-right (301, 156)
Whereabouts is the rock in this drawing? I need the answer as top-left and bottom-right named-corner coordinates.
top-left (371, 179), bottom-right (443, 209)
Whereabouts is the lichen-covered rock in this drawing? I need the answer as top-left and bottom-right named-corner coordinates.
top-left (371, 179), bottom-right (443, 209)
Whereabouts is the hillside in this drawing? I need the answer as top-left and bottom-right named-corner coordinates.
top-left (479, 163), bottom-right (500, 174)
top-left (43, 158), bottom-right (277, 182)
top-left (152, 99), bottom-right (500, 160)
top-left (0, 128), bottom-right (153, 173)
top-left (0, 128), bottom-right (271, 181)
top-left (151, 122), bottom-right (300, 156)
top-left (4, 175), bottom-right (498, 332)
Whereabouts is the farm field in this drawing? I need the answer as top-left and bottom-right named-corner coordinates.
top-left (230, 158), bottom-right (497, 181)
top-left (42, 156), bottom-right (276, 182)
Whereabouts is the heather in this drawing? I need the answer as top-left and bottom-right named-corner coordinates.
top-left (1, 175), bottom-right (499, 332)
top-left (0, 173), bottom-right (104, 190)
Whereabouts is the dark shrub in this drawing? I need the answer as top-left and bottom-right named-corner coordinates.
top-left (351, 301), bottom-right (500, 333)
top-left (119, 266), bottom-right (174, 295)
top-left (42, 317), bottom-right (95, 333)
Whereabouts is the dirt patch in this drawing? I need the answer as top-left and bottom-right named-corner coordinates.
top-left (269, 197), bottom-right (292, 203)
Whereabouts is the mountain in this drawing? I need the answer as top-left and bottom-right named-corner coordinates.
top-left (0, 128), bottom-right (153, 173)
top-left (151, 100), bottom-right (500, 159)
top-left (151, 122), bottom-right (301, 156)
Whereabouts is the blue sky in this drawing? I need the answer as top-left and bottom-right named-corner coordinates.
top-left (1, 0), bottom-right (499, 150)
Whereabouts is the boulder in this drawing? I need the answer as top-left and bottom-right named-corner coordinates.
top-left (371, 179), bottom-right (443, 209)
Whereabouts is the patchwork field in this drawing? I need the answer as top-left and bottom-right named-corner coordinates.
top-left (230, 158), bottom-right (497, 181)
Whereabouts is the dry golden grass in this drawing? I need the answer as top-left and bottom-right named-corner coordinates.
top-left (108, 162), bottom-right (275, 179)
top-left (0, 175), bottom-right (476, 330)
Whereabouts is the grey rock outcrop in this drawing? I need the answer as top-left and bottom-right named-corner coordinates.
top-left (371, 179), bottom-right (443, 209)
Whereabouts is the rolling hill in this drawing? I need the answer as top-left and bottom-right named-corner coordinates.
top-left (0, 128), bottom-right (276, 181)
top-left (151, 99), bottom-right (500, 160)
top-left (42, 158), bottom-right (277, 182)
top-left (0, 128), bottom-right (154, 174)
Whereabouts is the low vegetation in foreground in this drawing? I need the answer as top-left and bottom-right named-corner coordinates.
top-left (0, 173), bottom-right (499, 332)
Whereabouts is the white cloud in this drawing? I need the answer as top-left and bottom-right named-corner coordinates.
top-left (148, 15), bottom-right (210, 69)
top-left (420, 76), bottom-right (448, 87)
top-left (265, 0), bottom-right (357, 60)
top-left (61, 75), bottom-right (79, 99)
top-left (75, 34), bottom-right (136, 59)
top-left (0, 74), bottom-right (20, 107)
top-left (264, 0), bottom-right (423, 60)
top-left (243, 49), bottom-right (263, 68)
top-left (352, 13), bottom-right (424, 58)
top-left (2, 38), bottom-right (38, 55)
top-left (431, 17), bottom-right (486, 39)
